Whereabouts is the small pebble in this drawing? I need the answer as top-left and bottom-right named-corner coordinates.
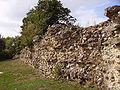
top-left (0, 72), bottom-right (3, 74)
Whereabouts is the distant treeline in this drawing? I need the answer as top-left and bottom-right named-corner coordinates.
top-left (0, 36), bottom-right (21, 60)
top-left (0, 0), bottom-right (76, 60)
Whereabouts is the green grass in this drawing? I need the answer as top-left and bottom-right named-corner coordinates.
top-left (0, 59), bottom-right (97, 90)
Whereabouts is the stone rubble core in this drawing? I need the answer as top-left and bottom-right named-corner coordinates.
top-left (20, 5), bottom-right (120, 90)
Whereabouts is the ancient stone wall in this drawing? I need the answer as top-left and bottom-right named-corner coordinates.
top-left (20, 5), bottom-right (120, 90)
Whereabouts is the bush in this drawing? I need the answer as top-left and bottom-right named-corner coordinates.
top-left (53, 64), bottom-right (62, 77)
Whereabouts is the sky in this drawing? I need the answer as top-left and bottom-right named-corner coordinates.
top-left (0, 0), bottom-right (119, 37)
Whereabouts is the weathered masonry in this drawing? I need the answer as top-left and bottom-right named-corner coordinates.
top-left (20, 5), bottom-right (120, 90)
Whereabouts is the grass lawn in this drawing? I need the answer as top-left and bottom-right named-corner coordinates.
top-left (0, 59), bottom-right (98, 90)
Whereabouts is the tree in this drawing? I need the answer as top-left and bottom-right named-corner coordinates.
top-left (0, 36), bottom-right (5, 52)
top-left (20, 0), bottom-right (76, 47)
top-left (0, 35), bottom-right (6, 60)
top-left (3, 37), bottom-right (15, 59)
top-left (14, 36), bottom-right (23, 54)
top-left (3, 36), bottom-right (22, 59)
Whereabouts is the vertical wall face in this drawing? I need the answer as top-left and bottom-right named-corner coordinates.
top-left (102, 45), bottom-right (120, 90)
top-left (20, 5), bottom-right (120, 90)
top-left (101, 5), bottom-right (120, 90)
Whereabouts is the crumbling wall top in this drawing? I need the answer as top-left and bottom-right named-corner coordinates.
top-left (104, 5), bottom-right (120, 23)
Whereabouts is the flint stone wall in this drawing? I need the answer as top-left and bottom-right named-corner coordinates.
top-left (20, 5), bottom-right (120, 90)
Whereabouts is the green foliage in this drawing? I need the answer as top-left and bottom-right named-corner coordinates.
top-left (5, 36), bottom-right (23, 55)
top-left (53, 64), bottom-right (62, 76)
top-left (0, 36), bottom-right (6, 60)
top-left (4, 37), bottom-right (15, 54)
top-left (13, 36), bottom-right (22, 54)
top-left (0, 36), bottom-right (22, 60)
top-left (21, 0), bottom-right (76, 47)
top-left (0, 36), bottom-right (5, 52)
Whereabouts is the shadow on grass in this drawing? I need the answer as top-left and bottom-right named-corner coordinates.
top-left (0, 58), bottom-right (16, 62)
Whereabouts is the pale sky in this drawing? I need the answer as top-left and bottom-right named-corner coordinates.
top-left (0, 0), bottom-right (119, 37)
